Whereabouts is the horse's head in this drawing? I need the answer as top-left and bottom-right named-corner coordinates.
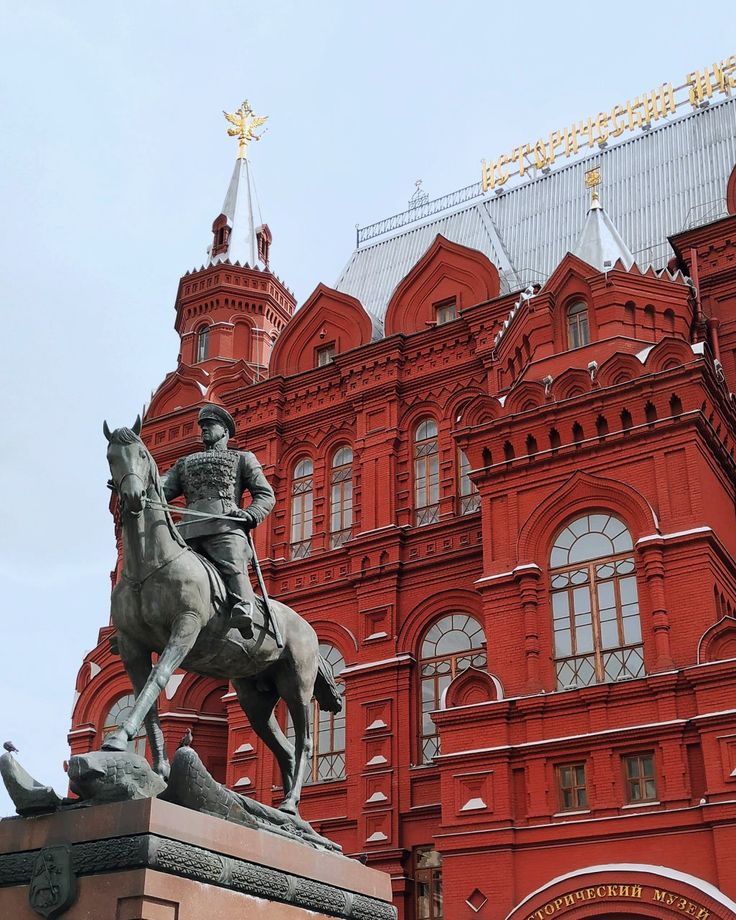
top-left (103, 416), bottom-right (151, 514)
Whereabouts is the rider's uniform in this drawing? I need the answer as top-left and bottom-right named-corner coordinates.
top-left (161, 406), bottom-right (274, 623)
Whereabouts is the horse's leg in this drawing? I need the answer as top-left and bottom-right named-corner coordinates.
top-left (277, 666), bottom-right (315, 815)
top-left (103, 612), bottom-right (201, 754)
top-left (117, 634), bottom-right (170, 779)
top-left (231, 677), bottom-right (296, 796)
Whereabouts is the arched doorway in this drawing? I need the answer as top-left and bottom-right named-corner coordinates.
top-left (506, 865), bottom-right (736, 920)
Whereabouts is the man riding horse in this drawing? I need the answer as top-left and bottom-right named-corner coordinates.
top-left (161, 404), bottom-right (274, 639)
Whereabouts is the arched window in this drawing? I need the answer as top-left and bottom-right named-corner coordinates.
top-left (286, 643), bottom-right (345, 783)
top-left (196, 325), bottom-right (209, 363)
top-left (550, 513), bottom-right (644, 689)
top-left (567, 301), bottom-right (589, 349)
top-left (330, 446), bottom-right (353, 548)
top-left (458, 449), bottom-right (480, 514)
top-left (415, 418), bottom-right (439, 526)
top-left (103, 694), bottom-right (146, 756)
top-left (419, 614), bottom-right (486, 762)
top-left (290, 458), bottom-right (313, 560)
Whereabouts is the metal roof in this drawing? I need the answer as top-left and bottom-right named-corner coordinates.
top-left (207, 157), bottom-right (263, 269)
top-left (573, 198), bottom-right (635, 272)
top-left (335, 97), bottom-right (736, 326)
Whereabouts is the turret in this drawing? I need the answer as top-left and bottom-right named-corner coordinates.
top-left (174, 102), bottom-right (295, 379)
top-left (572, 166), bottom-right (636, 272)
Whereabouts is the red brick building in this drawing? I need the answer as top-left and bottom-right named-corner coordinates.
top-left (71, 97), bottom-right (736, 918)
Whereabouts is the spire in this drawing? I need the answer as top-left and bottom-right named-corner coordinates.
top-left (207, 101), bottom-right (270, 268)
top-left (572, 168), bottom-right (635, 272)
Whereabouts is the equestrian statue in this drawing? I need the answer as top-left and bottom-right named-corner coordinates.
top-left (100, 406), bottom-right (341, 816)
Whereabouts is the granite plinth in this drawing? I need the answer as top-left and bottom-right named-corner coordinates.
top-left (0, 797), bottom-right (396, 920)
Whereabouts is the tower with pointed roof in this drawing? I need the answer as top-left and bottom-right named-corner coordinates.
top-left (172, 105), bottom-right (294, 383)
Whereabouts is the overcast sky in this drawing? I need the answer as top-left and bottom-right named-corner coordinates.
top-left (0, 1), bottom-right (733, 813)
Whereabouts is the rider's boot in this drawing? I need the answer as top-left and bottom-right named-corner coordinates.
top-left (225, 574), bottom-right (254, 640)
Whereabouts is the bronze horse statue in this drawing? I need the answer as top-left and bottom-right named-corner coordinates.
top-left (101, 418), bottom-right (341, 815)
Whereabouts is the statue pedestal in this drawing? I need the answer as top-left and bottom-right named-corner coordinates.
top-left (0, 797), bottom-right (395, 919)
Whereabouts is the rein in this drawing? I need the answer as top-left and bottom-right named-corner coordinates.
top-left (145, 497), bottom-right (250, 524)
top-left (121, 544), bottom-right (189, 591)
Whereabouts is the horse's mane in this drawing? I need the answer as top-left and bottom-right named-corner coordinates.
top-left (111, 428), bottom-right (187, 549)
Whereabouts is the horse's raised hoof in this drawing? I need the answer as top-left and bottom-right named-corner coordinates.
top-left (101, 732), bottom-right (128, 752)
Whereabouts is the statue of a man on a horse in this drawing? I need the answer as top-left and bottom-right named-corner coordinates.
top-left (160, 403), bottom-right (274, 640)
top-left (101, 408), bottom-right (340, 816)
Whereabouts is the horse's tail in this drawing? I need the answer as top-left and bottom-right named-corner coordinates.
top-left (314, 655), bottom-right (342, 713)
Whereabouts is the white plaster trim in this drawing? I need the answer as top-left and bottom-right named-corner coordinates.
top-left (437, 717), bottom-right (687, 758)
top-left (89, 662), bottom-right (101, 678)
top-left (475, 563), bottom-right (542, 585)
top-left (621, 800), bottom-right (660, 809)
top-left (68, 727), bottom-right (96, 737)
top-left (692, 341), bottom-right (706, 355)
top-left (505, 863), bottom-right (736, 920)
top-left (636, 526), bottom-right (713, 545)
top-left (461, 797), bottom-right (487, 811)
top-left (159, 712), bottom-right (228, 723)
top-left (341, 654), bottom-right (413, 675)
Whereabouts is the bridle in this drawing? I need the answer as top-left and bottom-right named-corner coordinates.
top-left (112, 468), bottom-right (149, 517)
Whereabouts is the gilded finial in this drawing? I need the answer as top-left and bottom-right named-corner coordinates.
top-left (223, 100), bottom-right (269, 160)
top-left (585, 167), bottom-right (602, 208)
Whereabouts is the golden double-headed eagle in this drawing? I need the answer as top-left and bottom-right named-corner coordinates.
top-left (223, 100), bottom-right (268, 159)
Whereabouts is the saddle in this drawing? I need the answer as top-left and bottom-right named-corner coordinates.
top-left (192, 550), bottom-right (269, 633)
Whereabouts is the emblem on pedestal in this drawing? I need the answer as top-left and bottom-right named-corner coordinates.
top-left (29, 845), bottom-right (77, 919)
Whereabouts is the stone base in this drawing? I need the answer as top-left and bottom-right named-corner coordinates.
top-left (0, 798), bottom-right (395, 920)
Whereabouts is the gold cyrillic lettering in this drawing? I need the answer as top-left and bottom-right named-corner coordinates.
top-left (543, 902), bottom-right (555, 915)
top-left (610, 104), bottom-right (626, 136)
top-left (533, 140), bottom-right (549, 169)
top-left (575, 889), bottom-right (586, 901)
top-left (585, 888), bottom-right (596, 900)
top-left (619, 886), bottom-right (630, 896)
top-left (678, 898), bottom-right (689, 910)
top-left (724, 55), bottom-right (736, 88)
top-left (563, 894), bottom-right (575, 907)
top-left (596, 887), bottom-right (606, 897)
top-left (710, 63), bottom-right (727, 94)
top-left (688, 70), bottom-right (709, 106)
top-left (512, 144), bottom-right (533, 177)
top-left (607, 886), bottom-right (618, 897)
top-left (696, 908), bottom-right (710, 919)
top-left (626, 97), bottom-right (646, 129)
top-left (631, 885), bottom-right (642, 898)
top-left (563, 125), bottom-right (578, 156)
top-left (653, 889), bottom-right (666, 902)
top-left (667, 892), bottom-right (676, 905)
top-left (595, 112), bottom-right (610, 144)
top-left (547, 130), bottom-right (564, 165)
top-left (578, 118), bottom-right (595, 147)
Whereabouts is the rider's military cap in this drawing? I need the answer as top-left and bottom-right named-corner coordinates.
top-left (198, 403), bottom-right (236, 437)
